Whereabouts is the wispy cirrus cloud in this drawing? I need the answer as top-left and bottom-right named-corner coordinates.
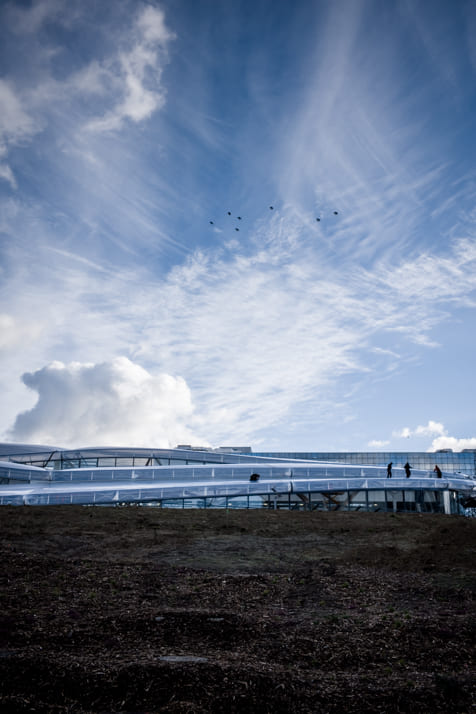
top-left (84, 5), bottom-right (175, 133)
top-left (0, 1), bottom-right (183, 266)
top-left (2, 209), bottom-right (476, 445)
top-left (2, 0), bottom-right (476, 450)
top-left (4, 0), bottom-right (66, 35)
top-left (10, 3), bottom-right (176, 142)
top-left (268, 0), bottom-right (476, 279)
top-left (0, 79), bottom-right (37, 187)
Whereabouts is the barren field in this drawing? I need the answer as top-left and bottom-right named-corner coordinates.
top-left (0, 507), bottom-right (475, 713)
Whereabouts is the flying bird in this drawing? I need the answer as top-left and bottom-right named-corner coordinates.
top-left (210, 221), bottom-right (214, 224)
top-left (269, 206), bottom-right (274, 210)
top-left (237, 216), bottom-right (242, 220)
top-left (316, 218), bottom-right (321, 222)
top-left (227, 211), bottom-right (231, 215)
top-left (334, 211), bottom-right (338, 215)
top-left (235, 227), bottom-right (240, 231)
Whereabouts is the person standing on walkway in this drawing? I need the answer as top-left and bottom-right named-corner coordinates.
top-left (387, 462), bottom-right (392, 478)
top-left (434, 464), bottom-right (442, 478)
top-left (404, 462), bottom-right (412, 478)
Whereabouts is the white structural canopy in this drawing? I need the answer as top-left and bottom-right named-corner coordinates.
top-left (0, 445), bottom-right (474, 514)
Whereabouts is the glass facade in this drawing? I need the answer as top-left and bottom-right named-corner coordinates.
top-left (254, 451), bottom-right (476, 478)
top-left (0, 446), bottom-right (280, 470)
top-left (0, 444), bottom-right (474, 515)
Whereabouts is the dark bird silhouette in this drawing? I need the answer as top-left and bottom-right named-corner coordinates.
top-left (269, 206), bottom-right (274, 210)
top-left (237, 216), bottom-right (242, 220)
top-left (227, 211), bottom-right (231, 215)
top-left (235, 228), bottom-right (240, 231)
top-left (316, 218), bottom-right (321, 222)
top-left (209, 221), bottom-right (214, 224)
top-left (333, 211), bottom-right (338, 215)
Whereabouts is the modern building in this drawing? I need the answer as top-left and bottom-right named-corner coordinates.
top-left (0, 443), bottom-right (475, 515)
top-left (255, 449), bottom-right (476, 479)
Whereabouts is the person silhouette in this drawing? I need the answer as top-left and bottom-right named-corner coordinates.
top-left (434, 464), bottom-right (442, 478)
top-left (404, 462), bottom-right (411, 478)
top-left (387, 462), bottom-right (392, 478)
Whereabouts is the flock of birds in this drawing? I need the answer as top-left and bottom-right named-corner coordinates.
top-left (209, 206), bottom-right (339, 232)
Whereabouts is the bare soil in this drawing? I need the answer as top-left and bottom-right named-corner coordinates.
top-left (0, 507), bottom-right (475, 713)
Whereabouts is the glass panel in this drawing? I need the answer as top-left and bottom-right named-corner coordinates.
top-left (309, 493), bottom-right (326, 511)
top-left (349, 490), bottom-right (367, 502)
top-left (0, 495), bottom-right (24, 505)
top-left (71, 492), bottom-right (89, 504)
top-left (367, 490), bottom-right (388, 512)
top-left (118, 458), bottom-right (134, 466)
top-left (161, 499), bottom-right (184, 509)
top-left (97, 458), bottom-right (115, 467)
top-left (226, 496), bottom-right (250, 509)
top-left (79, 458), bottom-right (99, 467)
top-left (93, 490), bottom-right (117, 503)
top-left (326, 492), bottom-right (349, 510)
top-left (25, 494), bottom-right (51, 505)
top-left (62, 459), bottom-right (80, 469)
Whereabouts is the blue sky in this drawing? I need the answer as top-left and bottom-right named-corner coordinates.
top-left (1, 0), bottom-right (476, 452)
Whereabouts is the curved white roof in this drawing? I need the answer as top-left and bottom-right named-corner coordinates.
top-left (1, 452), bottom-right (474, 508)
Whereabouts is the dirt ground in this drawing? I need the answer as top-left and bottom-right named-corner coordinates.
top-left (0, 506), bottom-right (475, 713)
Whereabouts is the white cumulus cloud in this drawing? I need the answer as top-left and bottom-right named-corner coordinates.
top-left (429, 436), bottom-right (476, 452)
top-left (368, 440), bottom-right (390, 448)
top-left (390, 422), bottom-right (476, 452)
top-left (393, 421), bottom-right (447, 439)
top-left (392, 426), bottom-right (411, 439)
top-left (415, 420), bottom-right (446, 437)
top-left (9, 357), bottom-right (205, 448)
